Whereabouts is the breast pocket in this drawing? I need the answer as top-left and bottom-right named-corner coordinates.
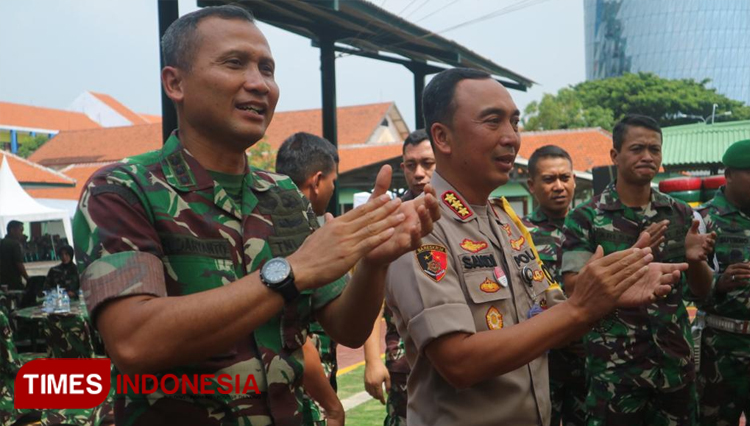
top-left (463, 270), bottom-right (513, 331)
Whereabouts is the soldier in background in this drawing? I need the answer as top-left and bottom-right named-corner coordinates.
top-left (562, 114), bottom-right (716, 426)
top-left (363, 129), bottom-right (435, 426)
top-left (276, 132), bottom-right (343, 426)
top-left (73, 6), bottom-right (438, 425)
top-left (695, 139), bottom-right (750, 426)
top-left (522, 145), bottom-right (586, 426)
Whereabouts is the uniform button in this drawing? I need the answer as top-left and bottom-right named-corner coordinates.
top-left (175, 166), bottom-right (185, 174)
top-left (179, 176), bottom-right (190, 184)
top-left (169, 155), bottom-right (180, 165)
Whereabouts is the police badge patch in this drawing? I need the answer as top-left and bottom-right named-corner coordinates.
top-left (416, 244), bottom-right (448, 282)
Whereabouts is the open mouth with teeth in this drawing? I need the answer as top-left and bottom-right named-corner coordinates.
top-left (237, 105), bottom-right (265, 115)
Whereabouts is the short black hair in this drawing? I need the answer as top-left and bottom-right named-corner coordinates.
top-left (402, 129), bottom-right (429, 154)
top-left (276, 132), bottom-right (339, 188)
top-left (612, 114), bottom-right (662, 151)
top-left (58, 245), bottom-right (74, 259)
top-left (528, 145), bottom-right (573, 178)
top-left (422, 68), bottom-right (492, 144)
top-left (161, 5), bottom-right (255, 71)
top-left (6, 220), bottom-right (22, 234)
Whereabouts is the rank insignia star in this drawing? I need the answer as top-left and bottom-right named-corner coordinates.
top-left (442, 191), bottom-right (473, 220)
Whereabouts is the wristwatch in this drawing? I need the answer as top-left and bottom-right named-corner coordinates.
top-left (260, 257), bottom-right (299, 302)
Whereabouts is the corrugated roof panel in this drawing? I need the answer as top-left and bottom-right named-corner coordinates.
top-left (662, 120), bottom-right (750, 166)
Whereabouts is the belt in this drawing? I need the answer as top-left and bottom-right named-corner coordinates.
top-left (705, 314), bottom-right (750, 334)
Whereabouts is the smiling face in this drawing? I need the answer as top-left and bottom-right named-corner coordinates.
top-left (612, 125), bottom-right (662, 186)
top-left (528, 157), bottom-right (575, 218)
top-left (440, 78), bottom-right (520, 197)
top-left (169, 17), bottom-right (279, 152)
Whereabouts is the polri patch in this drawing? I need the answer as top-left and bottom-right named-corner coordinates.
top-left (442, 191), bottom-right (473, 220)
top-left (486, 306), bottom-right (503, 330)
top-left (416, 244), bottom-right (448, 282)
top-left (460, 239), bottom-right (488, 253)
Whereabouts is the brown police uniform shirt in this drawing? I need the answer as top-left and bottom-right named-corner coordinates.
top-left (386, 172), bottom-right (565, 426)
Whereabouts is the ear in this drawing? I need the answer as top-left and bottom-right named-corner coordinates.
top-left (161, 66), bottom-right (185, 104)
top-left (571, 173), bottom-right (577, 189)
top-left (431, 122), bottom-right (452, 156)
top-left (311, 171), bottom-right (323, 195)
top-left (610, 148), bottom-right (618, 165)
top-left (527, 177), bottom-right (536, 195)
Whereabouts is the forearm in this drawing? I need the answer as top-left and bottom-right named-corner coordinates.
top-left (427, 301), bottom-right (590, 389)
top-left (97, 272), bottom-right (285, 374)
top-left (317, 260), bottom-right (388, 348)
top-left (302, 340), bottom-right (341, 413)
top-left (363, 313), bottom-right (383, 364)
top-left (686, 260), bottom-right (712, 300)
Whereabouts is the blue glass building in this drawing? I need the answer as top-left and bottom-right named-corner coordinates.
top-left (584, 0), bottom-right (750, 105)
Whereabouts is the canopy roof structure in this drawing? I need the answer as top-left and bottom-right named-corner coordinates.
top-left (160, 0), bottom-right (534, 213)
top-left (0, 156), bottom-right (72, 243)
top-left (662, 120), bottom-right (750, 172)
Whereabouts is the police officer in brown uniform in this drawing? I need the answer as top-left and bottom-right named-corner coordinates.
top-left (385, 68), bottom-right (689, 426)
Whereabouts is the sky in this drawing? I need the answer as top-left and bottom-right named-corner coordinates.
top-left (0, 0), bottom-right (585, 130)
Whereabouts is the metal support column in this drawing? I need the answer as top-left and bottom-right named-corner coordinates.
top-left (10, 130), bottom-right (18, 154)
top-left (412, 68), bottom-right (426, 129)
top-left (158, 0), bottom-right (179, 143)
top-left (319, 33), bottom-right (340, 215)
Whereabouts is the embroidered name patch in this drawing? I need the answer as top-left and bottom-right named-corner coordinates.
top-left (416, 244), bottom-right (448, 282)
top-left (442, 191), bottom-right (473, 220)
top-left (460, 239), bottom-right (488, 253)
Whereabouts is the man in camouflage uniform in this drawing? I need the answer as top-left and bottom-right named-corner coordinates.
top-left (522, 145), bottom-right (587, 426)
top-left (384, 68), bottom-right (686, 426)
top-left (363, 129), bottom-right (435, 426)
top-left (276, 132), bottom-right (343, 426)
top-left (561, 115), bottom-right (716, 426)
top-left (73, 6), bottom-right (438, 425)
top-left (695, 139), bottom-right (750, 426)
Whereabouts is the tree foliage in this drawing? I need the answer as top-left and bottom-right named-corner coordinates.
top-left (523, 72), bottom-right (750, 131)
top-left (247, 140), bottom-right (276, 171)
top-left (17, 135), bottom-right (50, 158)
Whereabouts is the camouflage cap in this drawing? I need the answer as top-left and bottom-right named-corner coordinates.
top-left (723, 139), bottom-right (750, 169)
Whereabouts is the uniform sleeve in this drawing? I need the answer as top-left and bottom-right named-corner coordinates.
top-left (385, 227), bottom-right (475, 354)
top-left (11, 241), bottom-right (23, 265)
top-left (73, 166), bottom-right (167, 320)
top-left (312, 273), bottom-right (348, 311)
top-left (561, 206), bottom-right (596, 274)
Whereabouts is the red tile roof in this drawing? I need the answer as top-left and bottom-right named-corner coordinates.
top-left (29, 124), bottom-right (162, 167)
top-left (139, 113), bottom-right (162, 124)
top-left (339, 144), bottom-right (403, 174)
top-left (262, 103), bottom-right (394, 148)
top-left (519, 128), bottom-right (613, 172)
top-left (90, 92), bottom-right (148, 125)
top-left (27, 164), bottom-right (105, 200)
top-left (0, 151), bottom-right (75, 186)
top-left (0, 102), bottom-right (100, 131)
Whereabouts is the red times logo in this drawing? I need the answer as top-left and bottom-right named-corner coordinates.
top-left (14, 358), bottom-right (260, 409)
top-left (14, 359), bottom-right (111, 409)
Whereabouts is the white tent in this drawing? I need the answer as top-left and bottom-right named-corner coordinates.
top-left (0, 156), bottom-right (73, 245)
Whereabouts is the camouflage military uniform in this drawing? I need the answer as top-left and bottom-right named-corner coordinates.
top-left (74, 133), bottom-right (347, 426)
top-left (561, 182), bottom-right (697, 426)
top-left (523, 209), bottom-right (587, 426)
top-left (695, 187), bottom-right (750, 426)
top-left (302, 322), bottom-right (338, 425)
top-left (382, 305), bottom-right (408, 426)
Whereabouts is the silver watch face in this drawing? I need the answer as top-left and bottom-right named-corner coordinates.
top-left (263, 258), bottom-right (290, 285)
